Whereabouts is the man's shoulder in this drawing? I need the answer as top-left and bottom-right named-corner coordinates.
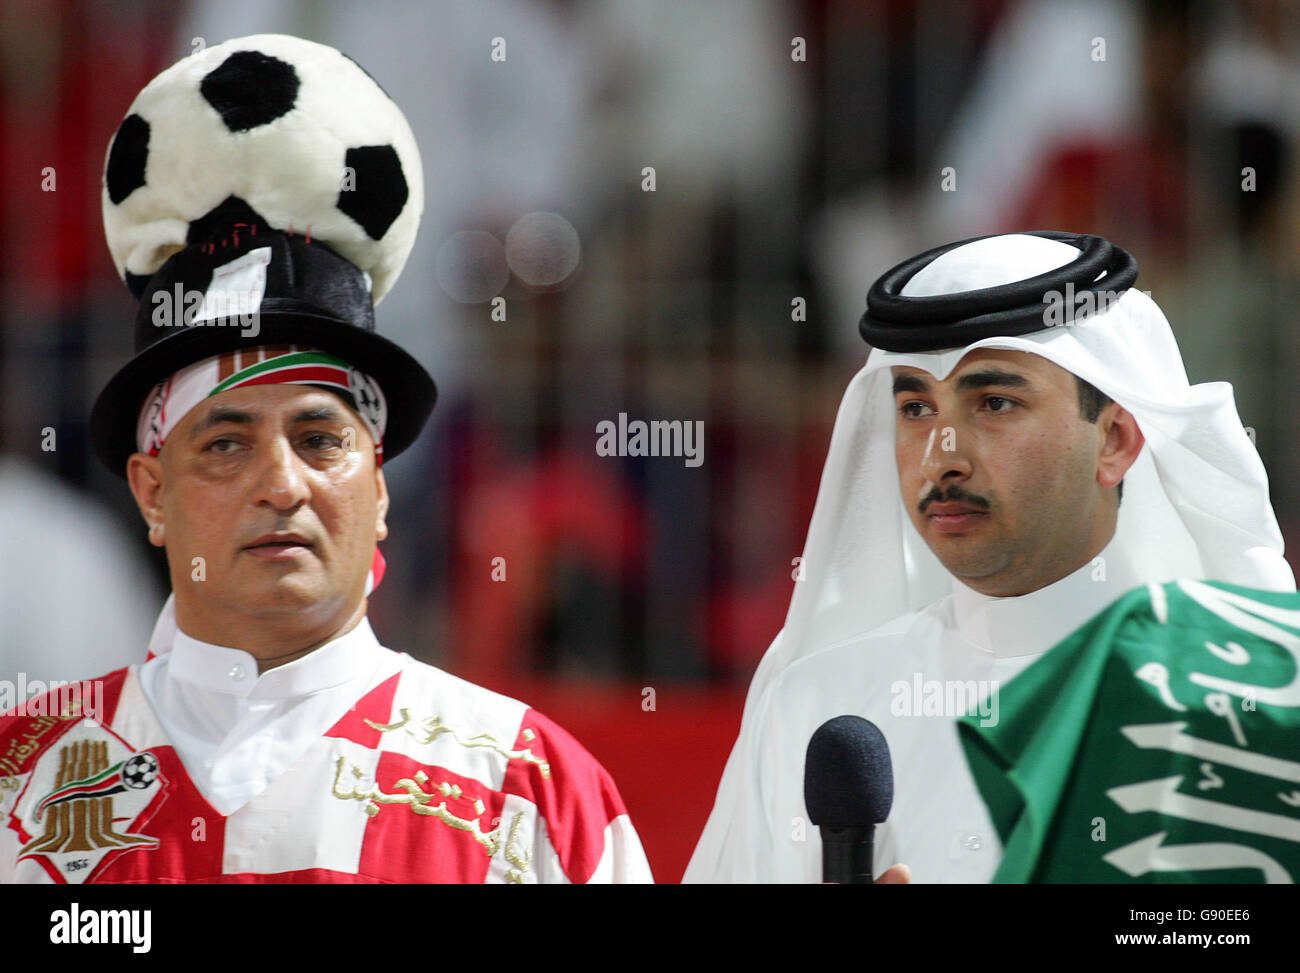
top-left (778, 600), bottom-right (950, 685)
top-left (375, 654), bottom-right (647, 883)
top-left (381, 654), bottom-right (620, 788)
top-left (0, 667), bottom-right (132, 727)
top-left (387, 653), bottom-right (531, 729)
top-left (0, 667), bottom-right (134, 777)
top-left (753, 600), bottom-right (951, 727)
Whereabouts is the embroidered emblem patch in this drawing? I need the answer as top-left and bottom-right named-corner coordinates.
top-left (8, 723), bottom-right (166, 883)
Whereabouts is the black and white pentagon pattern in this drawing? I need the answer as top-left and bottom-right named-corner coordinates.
top-left (102, 33), bottom-right (424, 305)
top-left (122, 752), bottom-right (159, 789)
top-left (200, 50), bottom-right (300, 132)
top-left (184, 195), bottom-right (271, 248)
top-left (105, 113), bottom-right (150, 205)
top-left (338, 145), bottom-right (408, 241)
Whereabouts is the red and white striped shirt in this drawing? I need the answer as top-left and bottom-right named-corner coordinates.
top-left (0, 612), bottom-right (651, 884)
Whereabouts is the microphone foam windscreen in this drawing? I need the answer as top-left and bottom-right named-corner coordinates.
top-left (804, 715), bottom-right (894, 827)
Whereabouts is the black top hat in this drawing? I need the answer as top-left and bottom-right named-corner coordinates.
top-left (89, 201), bottom-right (436, 475)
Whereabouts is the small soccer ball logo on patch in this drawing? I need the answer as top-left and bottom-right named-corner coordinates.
top-left (122, 752), bottom-right (159, 790)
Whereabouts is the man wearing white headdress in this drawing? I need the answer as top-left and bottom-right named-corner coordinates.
top-left (684, 231), bottom-right (1295, 883)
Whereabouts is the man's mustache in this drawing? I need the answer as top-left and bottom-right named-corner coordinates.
top-left (918, 487), bottom-right (990, 515)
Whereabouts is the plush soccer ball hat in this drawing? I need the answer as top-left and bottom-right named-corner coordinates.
top-left (90, 34), bottom-right (435, 474)
top-left (103, 33), bottom-right (422, 302)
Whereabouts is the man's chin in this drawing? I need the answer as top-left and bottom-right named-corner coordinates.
top-left (925, 539), bottom-right (1010, 583)
top-left (228, 575), bottom-right (335, 616)
top-left (937, 549), bottom-right (1034, 593)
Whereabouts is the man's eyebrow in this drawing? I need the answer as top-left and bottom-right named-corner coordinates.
top-left (187, 404), bottom-right (347, 440)
top-left (954, 369), bottom-right (1033, 392)
top-left (188, 407), bottom-right (257, 440)
top-left (292, 406), bottom-right (345, 424)
top-left (892, 374), bottom-right (930, 395)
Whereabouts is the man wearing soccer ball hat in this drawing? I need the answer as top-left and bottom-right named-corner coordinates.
top-left (0, 35), bottom-right (651, 884)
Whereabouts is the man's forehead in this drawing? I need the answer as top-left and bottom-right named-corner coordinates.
top-left (178, 384), bottom-right (358, 432)
top-left (889, 348), bottom-right (1068, 384)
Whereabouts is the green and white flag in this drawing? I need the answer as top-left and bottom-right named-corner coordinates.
top-left (958, 578), bottom-right (1300, 883)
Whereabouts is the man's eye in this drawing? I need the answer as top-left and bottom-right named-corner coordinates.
top-left (303, 433), bottom-right (343, 450)
top-left (899, 401), bottom-right (934, 418)
top-left (984, 396), bottom-right (1016, 413)
top-left (207, 437), bottom-right (241, 453)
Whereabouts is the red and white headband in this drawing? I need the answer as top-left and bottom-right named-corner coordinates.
top-left (136, 345), bottom-right (388, 464)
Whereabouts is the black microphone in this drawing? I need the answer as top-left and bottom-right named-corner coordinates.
top-left (803, 715), bottom-right (894, 884)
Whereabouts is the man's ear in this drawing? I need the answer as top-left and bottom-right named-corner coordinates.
top-left (126, 452), bottom-right (167, 546)
top-left (374, 467), bottom-right (389, 541)
top-left (1097, 404), bottom-right (1145, 490)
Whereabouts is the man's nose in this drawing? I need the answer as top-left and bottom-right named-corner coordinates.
top-left (919, 422), bottom-right (973, 486)
top-left (252, 437), bottom-right (310, 511)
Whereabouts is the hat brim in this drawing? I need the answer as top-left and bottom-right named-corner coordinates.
top-left (89, 311), bottom-right (436, 476)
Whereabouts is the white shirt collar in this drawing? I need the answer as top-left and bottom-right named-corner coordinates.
top-left (138, 598), bottom-right (404, 815)
top-left (949, 534), bottom-right (1143, 659)
top-left (167, 615), bottom-right (386, 699)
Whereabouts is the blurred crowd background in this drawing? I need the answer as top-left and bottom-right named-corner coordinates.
top-left (3, 0), bottom-right (1299, 880)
